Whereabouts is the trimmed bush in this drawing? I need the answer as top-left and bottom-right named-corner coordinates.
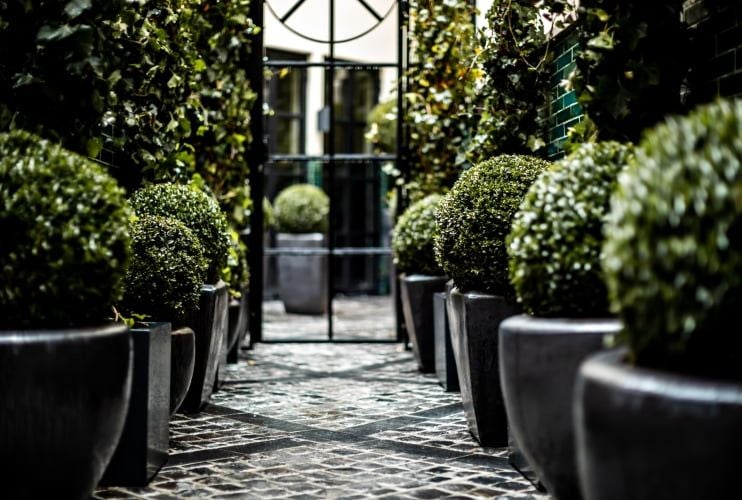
top-left (365, 98), bottom-right (397, 154)
top-left (223, 228), bottom-right (249, 298)
top-left (435, 155), bottom-right (550, 295)
top-left (129, 183), bottom-right (230, 284)
top-left (603, 99), bottom-right (742, 379)
top-left (508, 142), bottom-right (634, 317)
top-left (274, 184), bottom-right (329, 234)
top-left (392, 194), bottom-right (444, 276)
top-left (0, 130), bottom-right (131, 328)
top-left (122, 215), bottom-right (207, 322)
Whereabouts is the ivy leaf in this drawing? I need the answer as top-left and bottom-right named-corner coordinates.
top-left (64, 0), bottom-right (92, 19)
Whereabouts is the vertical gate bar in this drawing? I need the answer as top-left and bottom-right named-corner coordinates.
top-left (247, 0), bottom-right (266, 346)
top-left (327, 0), bottom-right (336, 340)
top-left (394, 0), bottom-right (408, 343)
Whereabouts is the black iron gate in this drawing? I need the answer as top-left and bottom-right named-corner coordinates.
top-left (247, 0), bottom-right (409, 343)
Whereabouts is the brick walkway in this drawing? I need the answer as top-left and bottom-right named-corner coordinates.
top-left (94, 299), bottom-right (550, 499)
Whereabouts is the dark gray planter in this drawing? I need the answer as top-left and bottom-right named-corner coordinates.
top-left (447, 288), bottom-right (520, 446)
top-left (226, 286), bottom-right (249, 364)
top-left (400, 274), bottom-right (447, 373)
top-left (434, 291), bottom-right (458, 391)
top-left (500, 315), bottom-right (620, 499)
top-left (179, 281), bottom-right (229, 413)
top-left (277, 233), bottom-right (327, 314)
top-left (101, 322), bottom-right (171, 486)
top-left (575, 349), bottom-right (742, 500)
top-left (170, 327), bottom-right (195, 415)
top-left (0, 323), bottom-right (132, 499)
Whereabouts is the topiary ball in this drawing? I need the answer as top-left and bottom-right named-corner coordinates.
top-left (603, 99), bottom-right (742, 379)
top-left (274, 184), bottom-right (329, 234)
top-left (0, 130), bottom-right (131, 329)
top-left (263, 197), bottom-right (275, 230)
top-left (129, 183), bottom-right (230, 284)
top-left (392, 194), bottom-right (444, 276)
top-left (122, 215), bottom-right (207, 323)
top-left (435, 154), bottom-right (550, 295)
top-left (508, 142), bottom-right (634, 317)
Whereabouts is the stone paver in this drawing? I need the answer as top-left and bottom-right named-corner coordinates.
top-left (94, 300), bottom-right (549, 499)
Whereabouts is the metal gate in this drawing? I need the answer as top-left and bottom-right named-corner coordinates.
top-left (246, 0), bottom-right (409, 343)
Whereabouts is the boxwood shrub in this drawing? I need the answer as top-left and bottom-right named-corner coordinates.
top-left (223, 228), bottom-right (249, 298)
top-left (0, 130), bottom-right (131, 329)
top-left (274, 184), bottom-right (329, 234)
top-left (603, 99), bottom-right (742, 379)
top-left (435, 155), bottom-right (550, 295)
top-left (122, 215), bottom-right (207, 322)
top-left (508, 142), bottom-right (634, 317)
top-left (129, 183), bottom-right (230, 284)
top-left (392, 194), bottom-right (444, 276)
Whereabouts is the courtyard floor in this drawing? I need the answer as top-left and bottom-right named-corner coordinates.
top-left (94, 298), bottom-right (549, 499)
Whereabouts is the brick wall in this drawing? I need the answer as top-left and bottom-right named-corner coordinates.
top-left (545, 28), bottom-right (583, 161)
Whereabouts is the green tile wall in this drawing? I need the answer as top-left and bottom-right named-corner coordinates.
top-left (545, 31), bottom-right (584, 161)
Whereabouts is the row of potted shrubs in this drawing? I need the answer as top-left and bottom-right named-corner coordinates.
top-left (391, 98), bottom-right (742, 500)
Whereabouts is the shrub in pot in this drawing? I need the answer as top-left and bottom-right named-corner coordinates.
top-left (273, 183), bottom-right (330, 314)
top-left (575, 99), bottom-right (742, 500)
top-left (0, 130), bottom-right (133, 499)
top-left (130, 183), bottom-right (230, 413)
top-left (500, 142), bottom-right (633, 499)
top-left (222, 228), bottom-right (250, 371)
top-left (392, 194), bottom-right (447, 373)
top-left (434, 154), bottom-right (549, 446)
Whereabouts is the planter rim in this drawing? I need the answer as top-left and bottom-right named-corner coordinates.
top-left (0, 322), bottom-right (128, 342)
top-left (502, 314), bottom-right (622, 335)
top-left (583, 348), bottom-right (742, 404)
top-left (201, 280), bottom-right (227, 293)
top-left (171, 326), bottom-right (194, 336)
top-left (276, 232), bottom-right (324, 241)
top-left (401, 274), bottom-right (448, 283)
top-left (450, 287), bottom-right (512, 302)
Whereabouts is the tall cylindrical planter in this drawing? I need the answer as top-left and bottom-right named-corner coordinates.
top-left (170, 327), bottom-right (195, 415)
top-left (226, 285), bottom-right (249, 364)
top-left (447, 288), bottom-right (520, 446)
top-left (575, 349), bottom-right (742, 500)
top-left (499, 315), bottom-right (620, 500)
top-left (0, 323), bottom-right (132, 499)
top-left (400, 274), bottom-right (447, 373)
top-left (434, 291), bottom-right (459, 391)
top-left (179, 281), bottom-right (229, 413)
top-left (277, 233), bottom-right (327, 315)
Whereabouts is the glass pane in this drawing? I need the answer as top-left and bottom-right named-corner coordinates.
top-left (275, 118), bottom-right (301, 154)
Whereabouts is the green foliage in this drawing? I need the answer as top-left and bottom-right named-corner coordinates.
top-left (263, 197), bottom-right (275, 230)
top-left (469, 0), bottom-right (551, 162)
top-left (222, 228), bottom-right (249, 298)
top-left (130, 183), bottom-right (230, 283)
top-left (405, 0), bottom-right (479, 200)
top-left (122, 215), bottom-right (207, 322)
top-left (365, 98), bottom-right (397, 154)
top-left (603, 99), bottom-right (742, 379)
top-left (508, 141), bottom-right (634, 317)
top-left (0, 130), bottom-right (131, 328)
top-left (274, 184), bottom-right (330, 234)
top-left (435, 155), bottom-right (550, 295)
top-left (392, 194), bottom-right (443, 276)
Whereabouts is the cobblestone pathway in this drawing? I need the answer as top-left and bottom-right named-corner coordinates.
top-left (94, 300), bottom-right (550, 499)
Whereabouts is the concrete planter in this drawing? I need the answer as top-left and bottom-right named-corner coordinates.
top-left (170, 327), bottom-right (195, 415)
top-left (499, 315), bottom-right (620, 499)
top-left (226, 286), bottom-right (249, 364)
top-left (400, 274), bottom-right (447, 373)
top-left (277, 233), bottom-right (327, 315)
top-left (433, 291), bottom-right (458, 391)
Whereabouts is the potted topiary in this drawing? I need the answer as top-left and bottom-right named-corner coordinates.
top-left (0, 130), bottom-right (133, 499)
top-left (575, 99), bottom-right (742, 500)
top-left (499, 142), bottom-right (633, 500)
top-left (129, 183), bottom-right (231, 413)
top-left (222, 228), bottom-right (250, 371)
top-left (434, 154), bottom-right (549, 446)
top-left (392, 194), bottom-right (447, 373)
top-left (273, 183), bottom-right (330, 314)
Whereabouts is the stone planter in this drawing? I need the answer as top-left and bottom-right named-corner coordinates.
top-left (179, 281), bottom-right (229, 413)
top-left (433, 291), bottom-right (458, 391)
top-left (226, 286), bottom-right (249, 364)
top-left (575, 348), bottom-right (742, 500)
top-left (0, 323), bottom-right (132, 499)
top-left (400, 274), bottom-right (447, 373)
top-left (101, 322), bottom-right (171, 486)
top-left (447, 288), bottom-right (520, 446)
top-left (170, 327), bottom-right (195, 415)
top-left (277, 233), bottom-right (327, 315)
top-left (499, 315), bottom-right (620, 499)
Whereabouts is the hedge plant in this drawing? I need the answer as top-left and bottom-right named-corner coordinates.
top-left (392, 194), bottom-right (444, 276)
top-left (365, 98), bottom-right (397, 155)
top-left (129, 183), bottom-right (230, 284)
top-left (274, 184), bottom-right (330, 234)
top-left (222, 228), bottom-right (249, 298)
top-left (0, 130), bottom-right (131, 329)
top-left (603, 99), bottom-right (742, 380)
top-left (435, 155), bottom-right (550, 295)
top-left (122, 215), bottom-right (207, 322)
top-left (508, 142), bottom-right (634, 317)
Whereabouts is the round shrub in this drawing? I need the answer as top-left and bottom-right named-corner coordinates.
top-left (263, 197), bottom-right (275, 230)
top-left (603, 99), bottom-right (742, 379)
top-left (508, 142), bottom-right (634, 317)
top-left (274, 184), bottom-right (330, 234)
top-left (223, 228), bottom-right (249, 297)
top-left (435, 155), bottom-right (550, 295)
top-left (122, 215), bottom-right (207, 322)
top-left (392, 194), bottom-right (444, 276)
top-left (129, 183), bottom-right (230, 284)
top-left (0, 130), bottom-right (131, 329)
